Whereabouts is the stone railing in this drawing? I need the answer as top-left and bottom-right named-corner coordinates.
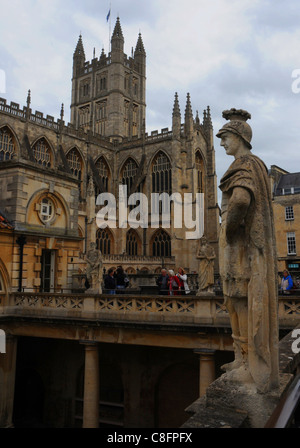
top-left (103, 254), bottom-right (176, 264)
top-left (2, 292), bottom-right (228, 326)
top-left (1, 293), bottom-right (300, 328)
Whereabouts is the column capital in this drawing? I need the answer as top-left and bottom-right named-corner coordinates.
top-left (194, 348), bottom-right (216, 356)
top-left (79, 340), bottom-right (98, 347)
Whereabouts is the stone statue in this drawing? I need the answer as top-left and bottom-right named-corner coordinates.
top-left (196, 236), bottom-right (215, 295)
top-left (85, 242), bottom-right (103, 294)
top-left (217, 108), bottom-right (279, 393)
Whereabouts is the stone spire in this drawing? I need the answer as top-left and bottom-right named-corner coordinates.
top-left (111, 17), bottom-right (124, 62)
top-left (25, 89), bottom-right (31, 121)
top-left (173, 92), bottom-right (181, 117)
top-left (60, 103), bottom-right (64, 121)
top-left (206, 106), bottom-right (213, 129)
top-left (172, 92), bottom-right (181, 139)
top-left (134, 32), bottom-right (146, 75)
top-left (184, 93), bottom-right (193, 139)
top-left (99, 47), bottom-right (106, 65)
top-left (134, 33), bottom-right (146, 56)
top-left (74, 34), bottom-right (85, 59)
top-left (73, 34), bottom-right (85, 77)
top-left (112, 16), bottom-right (124, 40)
top-left (26, 89), bottom-right (31, 109)
top-left (203, 106), bottom-right (214, 147)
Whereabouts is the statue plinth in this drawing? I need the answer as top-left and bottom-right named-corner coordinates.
top-left (196, 290), bottom-right (215, 297)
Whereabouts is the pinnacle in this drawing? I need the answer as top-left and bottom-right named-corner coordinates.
top-left (135, 32), bottom-right (146, 56)
top-left (172, 92), bottom-right (181, 117)
top-left (74, 34), bottom-right (85, 59)
top-left (185, 93), bottom-right (193, 118)
top-left (112, 17), bottom-right (124, 40)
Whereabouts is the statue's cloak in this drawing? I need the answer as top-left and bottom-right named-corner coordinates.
top-left (219, 154), bottom-right (279, 391)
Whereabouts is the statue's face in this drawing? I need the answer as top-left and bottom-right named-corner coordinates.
top-left (220, 132), bottom-right (242, 157)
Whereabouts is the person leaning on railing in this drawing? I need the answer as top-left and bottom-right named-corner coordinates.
top-left (281, 270), bottom-right (293, 295)
top-left (104, 268), bottom-right (116, 294)
top-left (176, 267), bottom-right (191, 295)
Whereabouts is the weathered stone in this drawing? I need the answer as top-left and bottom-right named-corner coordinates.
top-left (217, 109), bottom-right (279, 393)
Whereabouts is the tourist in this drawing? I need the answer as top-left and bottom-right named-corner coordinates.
top-left (177, 267), bottom-right (190, 295)
top-left (115, 266), bottom-right (127, 293)
top-left (281, 270), bottom-right (293, 294)
top-left (156, 269), bottom-right (169, 295)
top-left (104, 268), bottom-right (116, 294)
top-left (168, 270), bottom-right (181, 296)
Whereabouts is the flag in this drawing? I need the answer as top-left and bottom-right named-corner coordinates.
top-left (106, 9), bottom-right (111, 22)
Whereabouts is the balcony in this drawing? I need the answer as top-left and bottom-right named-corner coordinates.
top-left (1, 292), bottom-right (299, 330)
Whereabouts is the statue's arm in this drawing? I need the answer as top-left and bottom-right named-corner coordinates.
top-left (226, 186), bottom-right (251, 243)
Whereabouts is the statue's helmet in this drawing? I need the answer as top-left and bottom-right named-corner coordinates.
top-left (216, 108), bottom-right (252, 149)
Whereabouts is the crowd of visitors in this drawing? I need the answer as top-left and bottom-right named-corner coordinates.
top-left (156, 267), bottom-right (190, 296)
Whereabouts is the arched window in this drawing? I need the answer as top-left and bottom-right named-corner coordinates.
top-left (195, 151), bottom-right (204, 193)
top-left (95, 101), bottom-right (107, 135)
top-left (152, 152), bottom-right (172, 194)
top-left (121, 158), bottom-right (138, 192)
top-left (95, 157), bottom-right (110, 197)
top-left (0, 127), bottom-right (15, 161)
top-left (96, 229), bottom-right (113, 255)
top-left (151, 230), bottom-right (171, 257)
top-left (32, 138), bottom-right (51, 168)
top-left (67, 149), bottom-right (83, 180)
top-left (126, 229), bottom-right (141, 256)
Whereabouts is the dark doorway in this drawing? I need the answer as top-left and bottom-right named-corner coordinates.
top-left (13, 367), bottom-right (45, 427)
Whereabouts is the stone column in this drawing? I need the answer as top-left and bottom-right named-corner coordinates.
top-left (0, 335), bottom-right (18, 428)
top-left (81, 341), bottom-right (99, 428)
top-left (194, 349), bottom-right (216, 397)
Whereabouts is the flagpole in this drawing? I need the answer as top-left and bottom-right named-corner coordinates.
top-left (108, 2), bottom-right (111, 54)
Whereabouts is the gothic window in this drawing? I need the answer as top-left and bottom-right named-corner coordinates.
top-left (67, 149), bottom-right (82, 180)
top-left (95, 101), bottom-right (107, 135)
top-left (82, 82), bottom-right (90, 97)
top-left (195, 151), bottom-right (204, 193)
top-left (126, 229), bottom-right (141, 256)
top-left (124, 100), bottom-right (130, 137)
top-left (33, 138), bottom-right (51, 168)
top-left (133, 77), bottom-right (138, 97)
top-left (96, 229), bottom-right (113, 255)
top-left (124, 74), bottom-right (129, 91)
top-left (0, 127), bottom-right (15, 161)
top-left (100, 77), bottom-right (107, 91)
top-left (95, 157), bottom-right (110, 197)
top-left (132, 104), bottom-right (138, 137)
top-left (152, 152), bottom-right (172, 195)
top-left (151, 230), bottom-right (171, 257)
top-left (121, 158), bottom-right (138, 193)
top-left (79, 106), bottom-right (90, 131)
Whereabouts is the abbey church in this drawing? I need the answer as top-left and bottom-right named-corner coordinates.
top-left (0, 17), bottom-right (219, 294)
top-left (1, 16), bottom-right (300, 430)
top-left (0, 18), bottom-right (226, 429)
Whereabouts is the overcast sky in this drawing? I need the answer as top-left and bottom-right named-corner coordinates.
top-left (1, 0), bottom-right (300, 198)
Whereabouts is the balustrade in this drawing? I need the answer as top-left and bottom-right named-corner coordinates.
top-left (1, 292), bottom-right (299, 328)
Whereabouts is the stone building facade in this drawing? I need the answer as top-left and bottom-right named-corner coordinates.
top-left (270, 165), bottom-right (300, 284)
top-left (0, 17), bottom-right (219, 294)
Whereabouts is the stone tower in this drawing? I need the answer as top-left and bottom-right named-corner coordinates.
top-left (70, 17), bottom-right (146, 141)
